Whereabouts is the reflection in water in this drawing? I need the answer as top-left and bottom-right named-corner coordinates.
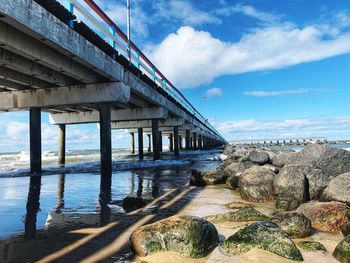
top-left (56, 174), bottom-right (65, 213)
top-left (24, 175), bottom-right (42, 239)
top-left (136, 176), bottom-right (143, 198)
top-left (151, 170), bottom-right (161, 198)
top-left (99, 173), bottom-right (112, 226)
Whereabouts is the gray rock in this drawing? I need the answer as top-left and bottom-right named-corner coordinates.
top-left (221, 221), bottom-right (303, 261)
top-left (130, 215), bottom-right (219, 258)
top-left (268, 211), bottom-right (311, 238)
top-left (223, 161), bottom-right (252, 177)
top-left (321, 172), bottom-right (350, 205)
top-left (273, 164), bottom-right (329, 211)
top-left (239, 166), bottom-right (276, 202)
top-left (246, 150), bottom-right (270, 165)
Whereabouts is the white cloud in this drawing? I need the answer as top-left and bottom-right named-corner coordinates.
top-left (146, 16), bottom-right (350, 88)
top-left (244, 88), bottom-right (311, 97)
top-left (204, 87), bottom-right (223, 98)
top-left (152, 0), bottom-right (221, 26)
top-left (217, 4), bottom-right (280, 24)
top-left (217, 116), bottom-right (350, 141)
top-left (6, 122), bottom-right (28, 141)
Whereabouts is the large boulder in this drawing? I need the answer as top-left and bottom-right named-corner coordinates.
top-left (226, 173), bottom-right (241, 189)
top-left (238, 166), bottom-right (276, 202)
top-left (321, 172), bottom-right (350, 205)
top-left (129, 215), bottom-right (219, 258)
top-left (273, 164), bottom-right (329, 211)
top-left (221, 221), bottom-right (303, 261)
top-left (273, 144), bottom-right (350, 177)
top-left (333, 235), bottom-right (350, 263)
top-left (268, 211), bottom-right (311, 238)
top-left (122, 196), bottom-right (147, 212)
top-left (246, 150), bottom-right (270, 165)
top-left (205, 207), bottom-right (268, 223)
top-left (190, 168), bottom-right (228, 186)
top-left (223, 162), bottom-right (252, 177)
top-left (341, 223), bottom-right (350, 236)
top-left (297, 201), bottom-right (350, 233)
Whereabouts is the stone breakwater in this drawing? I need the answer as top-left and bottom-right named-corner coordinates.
top-left (130, 144), bottom-right (350, 262)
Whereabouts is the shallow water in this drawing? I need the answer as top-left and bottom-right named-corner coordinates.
top-left (0, 150), bottom-right (221, 241)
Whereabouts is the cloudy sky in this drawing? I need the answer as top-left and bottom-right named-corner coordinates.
top-left (1, 0), bottom-right (350, 152)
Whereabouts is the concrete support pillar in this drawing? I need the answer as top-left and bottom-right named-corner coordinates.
top-left (138, 128), bottom-right (143, 160)
top-left (147, 134), bottom-right (151, 152)
top-left (159, 131), bottom-right (163, 152)
top-left (29, 108), bottom-right (42, 174)
top-left (58, 124), bottom-right (66, 167)
top-left (152, 120), bottom-right (160, 160)
top-left (169, 134), bottom-right (174, 151)
top-left (185, 130), bottom-right (190, 150)
top-left (130, 132), bottom-right (135, 154)
top-left (193, 133), bottom-right (197, 150)
top-left (190, 137), bottom-right (193, 149)
top-left (179, 135), bottom-right (183, 150)
top-left (174, 126), bottom-right (179, 156)
top-left (99, 105), bottom-right (112, 177)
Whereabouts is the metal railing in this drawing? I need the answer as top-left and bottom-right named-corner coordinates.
top-left (64, 0), bottom-right (225, 141)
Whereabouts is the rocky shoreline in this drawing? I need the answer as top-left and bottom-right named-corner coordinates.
top-left (130, 144), bottom-right (350, 262)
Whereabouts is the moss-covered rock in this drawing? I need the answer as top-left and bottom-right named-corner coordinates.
top-left (341, 223), bottom-right (350, 237)
top-left (268, 211), bottom-right (311, 238)
top-left (297, 241), bottom-right (326, 252)
top-left (297, 201), bottom-right (350, 233)
top-left (202, 168), bottom-right (229, 185)
top-left (333, 235), bottom-right (350, 263)
top-left (225, 201), bottom-right (253, 209)
top-left (189, 169), bottom-right (206, 186)
top-left (205, 207), bottom-right (268, 223)
top-left (130, 215), bottom-right (219, 258)
top-left (226, 174), bottom-right (240, 189)
top-left (223, 162), bottom-right (252, 177)
top-left (221, 221), bottom-right (303, 261)
top-left (238, 166), bottom-right (276, 202)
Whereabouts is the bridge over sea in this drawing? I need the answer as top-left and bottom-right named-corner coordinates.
top-left (230, 137), bottom-right (327, 145)
top-left (0, 0), bottom-right (226, 176)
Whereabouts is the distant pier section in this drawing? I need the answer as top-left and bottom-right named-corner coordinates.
top-left (230, 137), bottom-right (328, 145)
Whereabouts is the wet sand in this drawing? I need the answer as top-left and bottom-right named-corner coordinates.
top-left (0, 185), bottom-right (344, 262)
top-left (135, 186), bottom-right (344, 263)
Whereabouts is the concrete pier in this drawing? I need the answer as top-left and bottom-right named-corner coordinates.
top-left (174, 126), bottom-right (179, 156)
top-left (186, 130), bottom-right (190, 150)
top-left (193, 133), bottom-right (197, 150)
top-left (29, 108), bottom-right (42, 174)
top-left (179, 135), bottom-right (183, 150)
top-left (169, 134), bottom-right (174, 151)
top-left (159, 131), bottom-right (163, 152)
top-left (130, 132), bottom-right (135, 154)
top-left (147, 134), bottom-right (151, 152)
top-left (138, 128), bottom-right (143, 160)
top-left (99, 105), bottom-right (112, 177)
top-left (58, 124), bottom-right (66, 167)
top-left (152, 120), bottom-right (160, 160)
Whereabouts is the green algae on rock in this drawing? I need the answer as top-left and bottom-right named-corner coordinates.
top-left (225, 201), bottom-right (253, 209)
top-left (297, 241), bottom-right (326, 252)
top-left (333, 235), bottom-right (350, 263)
top-left (341, 223), bottom-right (350, 237)
top-left (221, 221), bottom-right (303, 261)
top-left (268, 211), bottom-right (311, 238)
top-left (205, 207), bottom-right (268, 223)
top-left (129, 215), bottom-right (219, 258)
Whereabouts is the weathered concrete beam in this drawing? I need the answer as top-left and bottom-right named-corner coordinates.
top-left (111, 118), bottom-right (184, 129)
top-left (128, 124), bottom-right (194, 133)
top-left (0, 48), bottom-right (77, 86)
top-left (0, 0), bottom-right (124, 81)
top-left (0, 82), bottom-right (130, 111)
top-left (0, 78), bottom-right (27, 90)
top-left (0, 21), bottom-right (99, 83)
top-left (0, 65), bottom-right (52, 88)
top-left (51, 107), bottom-right (167, 125)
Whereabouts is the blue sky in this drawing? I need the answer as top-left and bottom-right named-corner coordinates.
top-left (1, 0), bottom-right (350, 152)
